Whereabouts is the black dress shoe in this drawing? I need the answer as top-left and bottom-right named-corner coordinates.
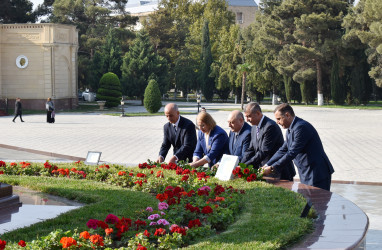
top-left (12, 120), bottom-right (15, 123)
top-left (21, 120), bottom-right (25, 122)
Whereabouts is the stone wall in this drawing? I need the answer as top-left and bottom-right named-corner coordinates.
top-left (228, 5), bottom-right (258, 28)
top-left (0, 24), bottom-right (79, 110)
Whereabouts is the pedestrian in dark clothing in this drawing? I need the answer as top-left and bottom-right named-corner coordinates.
top-left (46, 97), bottom-right (55, 123)
top-left (12, 98), bottom-right (24, 123)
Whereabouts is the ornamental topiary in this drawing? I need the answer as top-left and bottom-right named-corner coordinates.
top-left (144, 79), bottom-right (162, 113)
top-left (97, 72), bottom-right (122, 107)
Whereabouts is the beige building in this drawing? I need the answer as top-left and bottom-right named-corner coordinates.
top-left (126, 0), bottom-right (258, 30)
top-left (0, 23), bottom-right (78, 111)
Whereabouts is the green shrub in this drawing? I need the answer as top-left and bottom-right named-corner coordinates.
top-left (97, 72), bottom-right (122, 107)
top-left (144, 79), bottom-right (162, 113)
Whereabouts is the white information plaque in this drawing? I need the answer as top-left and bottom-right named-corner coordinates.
top-left (215, 154), bottom-right (239, 181)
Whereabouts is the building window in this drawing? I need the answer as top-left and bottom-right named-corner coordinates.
top-left (236, 12), bottom-right (243, 24)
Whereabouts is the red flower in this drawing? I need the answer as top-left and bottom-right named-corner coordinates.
top-left (170, 225), bottom-right (187, 235)
top-left (105, 214), bottom-right (119, 224)
top-left (143, 229), bottom-right (151, 237)
top-left (156, 193), bottom-right (168, 202)
top-left (89, 234), bottom-right (104, 246)
top-left (129, 172), bottom-right (134, 176)
top-left (60, 237), bottom-right (77, 248)
top-left (244, 168), bottom-right (250, 174)
top-left (0, 171), bottom-right (3, 175)
top-left (0, 161), bottom-right (6, 167)
top-left (80, 231), bottom-right (90, 239)
top-left (214, 185), bottom-right (225, 195)
top-left (105, 228), bottom-right (113, 235)
top-left (137, 244), bottom-right (147, 250)
top-left (0, 239), bottom-right (5, 250)
top-left (18, 240), bottom-right (26, 247)
top-left (188, 219), bottom-right (202, 229)
top-left (136, 173), bottom-right (146, 178)
top-left (202, 205), bottom-right (213, 214)
top-left (181, 175), bottom-right (189, 181)
top-left (154, 228), bottom-right (166, 236)
top-left (134, 219), bottom-right (147, 230)
top-left (156, 171), bottom-right (164, 178)
top-left (118, 171), bottom-right (126, 176)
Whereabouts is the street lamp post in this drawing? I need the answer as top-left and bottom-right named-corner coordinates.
top-left (197, 94), bottom-right (201, 113)
top-left (120, 98), bottom-right (125, 117)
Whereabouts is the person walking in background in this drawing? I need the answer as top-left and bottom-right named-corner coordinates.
top-left (242, 102), bottom-right (295, 181)
top-left (46, 97), bottom-right (55, 123)
top-left (190, 111), bottom-right (229, 168)
top-left (12, 98), bottom-right (24, 123)
top-left (261, 103), bottom-right (334, 191)
top-left (157, 103), bottom-right (197, 164)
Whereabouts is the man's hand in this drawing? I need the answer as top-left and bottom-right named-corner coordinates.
top-left (168, 156), bottom-right (177, 164)
top-left (211, 163), bottom-right (219, 171)
top-left (260, 165), bottom-right (273, 176)
top-left (156, 156), bottom-right (164, 163)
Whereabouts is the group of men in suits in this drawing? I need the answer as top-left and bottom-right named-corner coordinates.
top-left (157, 102), bottom-right (334, 191)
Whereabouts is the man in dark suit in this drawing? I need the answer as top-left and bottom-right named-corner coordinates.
top-left (242, 102), bottom-right (295, 181)
top-left (262, 103), bottom-right (334, 191)
top-left (227, 110), bottom-right (251, 162)
top-left (12, 98), bottom-right (25, 123)
top-left (157, 103), bottom-right (197, 164)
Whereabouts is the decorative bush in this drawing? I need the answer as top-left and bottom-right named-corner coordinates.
top-left (97, 72), bottom-right (122, 108)
top-left (144, 79), bottom-right (162, 113)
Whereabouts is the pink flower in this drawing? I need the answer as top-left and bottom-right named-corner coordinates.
top-left (158, 202), bottom-right (169, 210)
top-left (157, 219), bottom-right (169, 226)
top-left (149, 221), bottom-right (158, 226)
top-left (148, 214), bottom-right (160, 220)
top-left (146, 207), bottom-right (153, 212)
top-left (198, 186), bottom-right (211, 192)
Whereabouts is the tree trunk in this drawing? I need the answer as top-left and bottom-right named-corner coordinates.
top-left (241, 72), bottom-right (246, 110)
top-left (316, 61), bottom-right (324, 106)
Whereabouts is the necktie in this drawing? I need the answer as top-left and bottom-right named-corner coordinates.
top-left (234, 133), bottom-right (238, 144)
top-left (256, 126), bottom-right (260, 139)
top-left (173, 125), bottom-right (177, 133)
top-left (286, 129), bottom-right (291, 141)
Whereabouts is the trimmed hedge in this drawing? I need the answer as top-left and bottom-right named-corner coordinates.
top-left (97, 72), bottom-right (122, 107)
top-left (144, 79), bottom-right (162, 113)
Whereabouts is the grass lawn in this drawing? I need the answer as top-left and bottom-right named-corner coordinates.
top-left (0, 162), bottom-right (312, 249)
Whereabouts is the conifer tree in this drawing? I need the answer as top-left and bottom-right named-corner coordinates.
top-left (200, 20), bottom-right (214, 101)
top-left (330, 56), bottom-right (345, 105)
top-left (97, 72), bottom-right (122, 107)
top-left (121, 30), bottom-right (168, 104)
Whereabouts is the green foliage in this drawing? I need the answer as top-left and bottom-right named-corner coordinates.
top-left (200, 20), bottom-right (215, 101)
top-left (330, 56), bottom-right (345, 105)
top-left (97, 72), bottom-right (122, 107)
top-left (300, 81), bottom-right (316, 104)
top-left (0, 0), bottom-right (36, 23)
top-left (144, 79), bottom-right (162, 113)
top-left (121, 30), bottom-right (168, 104)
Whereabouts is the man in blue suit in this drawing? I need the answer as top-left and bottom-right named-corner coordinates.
top-left (262, 103), bottom-right (334, 191)
top-left (157, 103), bottom-right (197, 164)
top-left (227, 110), bottom-right (251, 162)
top-left (242, 102), bottom-right (295, 181)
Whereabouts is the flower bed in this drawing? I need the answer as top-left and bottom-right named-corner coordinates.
top-left (0, 160), bottom-right (312, 249)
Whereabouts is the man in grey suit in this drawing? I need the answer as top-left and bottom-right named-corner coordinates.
top-left (227, 110), bottom-right (251, 162)
top-left (242, 102), bottom-right (295, 181)
top-left (157, 103), bottom-right (197, 164)
top-left (262, 103), bottom-right (334, 191)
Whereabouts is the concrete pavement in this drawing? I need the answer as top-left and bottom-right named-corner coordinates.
top-left (1, 101), bottom-right (382, 183)
top-left (1, 100), bottom-right (382, 248)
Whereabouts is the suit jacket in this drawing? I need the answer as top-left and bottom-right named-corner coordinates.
top-left (193, 125), bottom-right (229, 167)
top-left (267, 116), bottom-right (334, 187)
top-left (242, 116), bottom-right (296, 181)
top-left (159, 116), bottom-right (197, 162)
top-left (228, 122), bottom-right (251, 162)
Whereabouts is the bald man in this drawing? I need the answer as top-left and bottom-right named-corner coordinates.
top-left (227, 110), bottom-right (252, 162)
top-left (157, 103), bottom-right (197, 164)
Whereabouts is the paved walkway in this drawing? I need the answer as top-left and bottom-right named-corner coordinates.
top-left (1, 101), bottom-right (382, 183)
top-left (1, 100), bottom-right (382, 248)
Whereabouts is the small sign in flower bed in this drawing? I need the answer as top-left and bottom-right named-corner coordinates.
top-left (0, 160), bottom-right (312, 249)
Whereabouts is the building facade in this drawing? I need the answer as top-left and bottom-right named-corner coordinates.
top-left (0, 23), bottom-right (78, 111)
top-left (126, 0), bottom-right (258, 30)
